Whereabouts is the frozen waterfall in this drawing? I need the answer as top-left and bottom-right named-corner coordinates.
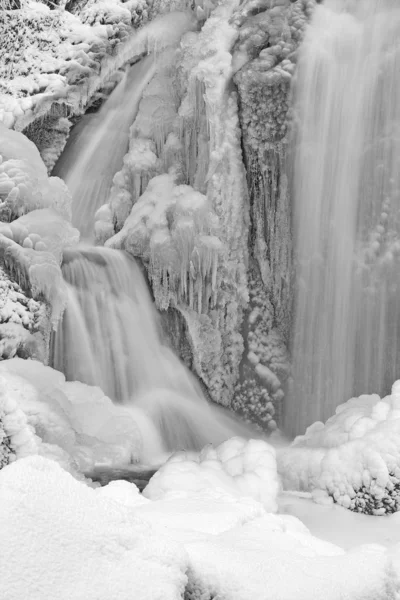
top-left (287, 0), bottom-right (400, 436)
top-left (52, 55), bottom-right (259, 458)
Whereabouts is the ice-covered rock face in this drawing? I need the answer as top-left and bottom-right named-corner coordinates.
top-left (228, 0), bottom-right (315, 426)
top-left (279, 382), bottom-right (400, 515)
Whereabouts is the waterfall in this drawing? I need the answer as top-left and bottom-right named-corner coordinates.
top-left (52, 55), bottom-right (259, 457)
top-left (287, 0), bottom-right (400, 436)
top-left (53, 55), bottom-right (156, 241)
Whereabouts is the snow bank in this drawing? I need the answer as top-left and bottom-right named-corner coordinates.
top-left (0, 455), bottom-right (187, 600)
top-left (104, 469), bottom-right (400, 600)
top-left (279, 381), bottom-right (400, 514)
top-left (144, 436), bottom-right (279, 512)
top-left (184, 516), bottom-right (396, 600)
top-left (0, 358), bottom-right (142, 473)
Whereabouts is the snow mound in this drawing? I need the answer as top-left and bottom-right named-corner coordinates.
top-left (0, 358), bottom-right (142, 473)
top-left (0, 455), bottom-right (187, 600)
top-left (279, 381), bottom-right (400, 515)
top-left (143, 436), bottom-right (279, 512)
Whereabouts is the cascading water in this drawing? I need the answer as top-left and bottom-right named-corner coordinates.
top-left (287, 0), bottom-right (400, 437)
top-left (52, 55), bottom-right (260, 460)
top-left (53, 55), bottom-right (155, 240)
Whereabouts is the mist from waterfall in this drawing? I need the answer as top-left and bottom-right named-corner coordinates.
top-left (52, 56), bottom-right (260, 460)
top-left (287, 0), bottom-right (400, 436)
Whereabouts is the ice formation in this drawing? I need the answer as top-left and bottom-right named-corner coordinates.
top-left (279, 381), bottom-right (400, 515)
top-left (101, 0), bottom-right (252, 409)
top-left (107, 174), bottom-right (223, 313)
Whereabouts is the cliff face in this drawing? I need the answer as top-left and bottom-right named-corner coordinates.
top-left (0, 0), bottom-right (314, 430)
top-left (230, 0), bottom-right (314, 427)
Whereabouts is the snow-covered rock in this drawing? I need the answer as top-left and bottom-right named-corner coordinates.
top-left (0, 125), bottom-right (79, 327)
top-left (144, 436), bottom-right (279, 512)
top-left (0, 373), bottom-right (38, 468)
top-left (279, 381), bottom-right (400, 515)
top-left (0, 358), bottom-right (143, 473)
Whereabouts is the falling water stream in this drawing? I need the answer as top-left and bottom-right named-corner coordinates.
top-left (52, 56), bottom-right (259, 461)
top-left (53, 55), bottom-right (156, 241)
top-left (287, 0), bottom-right (400, 436)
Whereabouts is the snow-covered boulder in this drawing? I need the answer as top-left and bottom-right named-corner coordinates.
top-left (0, 358), bottom-right (143, 474)
top-left (144, 436), bottom-right (279, 512)
top-left (279, 381), bottom-right (400, 515)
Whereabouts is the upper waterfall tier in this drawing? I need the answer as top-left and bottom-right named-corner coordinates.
top-left (53, 56), bottom-right (156, 241)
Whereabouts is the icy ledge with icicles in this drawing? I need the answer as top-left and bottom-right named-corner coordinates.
top-left (0, 124), bottom-right (79, 327)
top-left (279, 381), bottom-right (400, 515)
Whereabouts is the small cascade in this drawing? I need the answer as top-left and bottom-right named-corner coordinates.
top-left (52, 246), bottom-right (257, 453)
top-left (53, 55), bottom-right (156, 241)
top-left (287, 0), bottom-right (400, 436)
top-left (52, 53), bottom-right (261, 457)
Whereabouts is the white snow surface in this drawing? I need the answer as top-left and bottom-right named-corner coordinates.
top-left (278, 381), bottom-right (400, 511)
top-left (0, 456), bottom-right (188, 600)
top-left (2, 453), bottom-right (400, 600)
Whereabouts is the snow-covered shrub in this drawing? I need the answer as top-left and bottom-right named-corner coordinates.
top-left (279, 381), bottom-right (400, 515)
top-left (0, 266), bottom-right (47, 361)
top-left (0, 358), bottom-right (143, 473)
top-left (144, 436), bottom-right (279, 512)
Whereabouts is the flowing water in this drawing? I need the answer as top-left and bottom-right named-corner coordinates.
top-left (287, 0), bottom-right (400, 436)
top-left (53, 55), bottom-right (155, 241)
top-left (53, 57), bottom-right (260, 461)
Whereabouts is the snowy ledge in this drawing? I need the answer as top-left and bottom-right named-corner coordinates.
top-left (1, 0), bottom-right (197, 168)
